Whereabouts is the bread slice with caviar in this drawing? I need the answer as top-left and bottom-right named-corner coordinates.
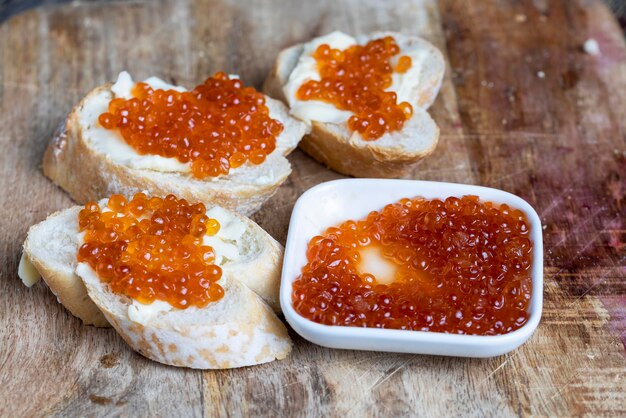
top-left (19, 195), bottom-right (291, 368)
top-left (43, 72), bottom-right (309, 216)
top-left (20, 195), bottom-right (284, 328)
top-left (263, 31), bottom-right (445, 178)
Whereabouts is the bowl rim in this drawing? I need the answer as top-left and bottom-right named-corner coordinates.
top-left (280, 178), bottom-right (544, 349)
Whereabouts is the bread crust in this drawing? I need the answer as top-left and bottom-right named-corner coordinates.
top-left (299, 120), bottom-right (439, 178)
top-left (28, 254), bottom-right (110, 327)
top-left (43, 84), bottom-right (303, 216)
top-left (263, 32), bottom-right (444, 178)
top-left (221, 211), bottom-right (284, 312)
top-left (23, 207), bottom-right (110, 327)
top-left (81, 269), bottom-right (292, 369)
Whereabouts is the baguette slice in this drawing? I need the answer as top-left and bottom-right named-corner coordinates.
top-left (21, 204), bottom-right (292, 368)
top-left (44, 75), bottom-right (309, 216)
top-left (264, 31), bottom-right (445, 178)
top-left (78, 264), bottom-right (291, 369)
top-left (21, 199), bottom-right (284, 329)
top-left (22, 207), bottom-right (109, 327)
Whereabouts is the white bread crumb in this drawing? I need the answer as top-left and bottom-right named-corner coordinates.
top-left (583, 39), bottom-right (600, 56)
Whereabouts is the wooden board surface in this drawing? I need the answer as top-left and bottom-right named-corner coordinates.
top-left (1, 0), bottom-right (625, 416)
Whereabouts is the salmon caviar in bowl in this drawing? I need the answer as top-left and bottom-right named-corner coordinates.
top-left (295, 36), bottom-right (414, 140)
top-left (293, 195), bottom-right (532, 335)
top-left (77, 193), bottom-right (225, 309)
top-left (98, 72), bottom-right (284, 178)
top-left (280, 179), bottom-right (544, 357)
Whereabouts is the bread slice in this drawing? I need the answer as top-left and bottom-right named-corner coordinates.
top-left (263, 31), bottom-right (445, 178)
top-left (20, 202), bottom-right (292, 368)
top-left (21, 199), bottom-right (285, 329)
top-left (78, 265), bottom-right (291, 369)
top-left (43, 75), bottom-right (309, 216)
top-left (22, 207), bottom-right (109, 327)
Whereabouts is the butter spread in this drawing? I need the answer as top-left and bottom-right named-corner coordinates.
top-left (82, 71), bottom-right (282, 182)
top-left (283, 31), bottom-right (428, 124)
top-left (83, 72), bottom-right (191, 173)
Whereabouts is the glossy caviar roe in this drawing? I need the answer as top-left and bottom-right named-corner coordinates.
top-left (77, 193), bottom-right (224, 309)
top-left (98, 72), bottom-right (284, 178)
top-left (395, 55), bottom-right (412, 73)
top-left (296, 36), bottom-right (413, 140)
top-left (292, 196), bottom-right (533, 335)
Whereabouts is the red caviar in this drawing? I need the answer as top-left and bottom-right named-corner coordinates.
top-left (296, 36), bottom-right (413, 140)
top-left (98, 72), bottom-right (284, 178)
top-left (395, 55), bottom-right (412, 73)
top-left (292, 196), bottom-right (534, 335)
top-left (77, 193), bottom-right (224, 309)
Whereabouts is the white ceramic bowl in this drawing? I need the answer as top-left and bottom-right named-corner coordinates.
top-left (280, 179), bottom-right (543, 358)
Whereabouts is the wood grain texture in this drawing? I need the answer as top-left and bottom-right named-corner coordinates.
top-left (0, 0), bottom-right (624, 416)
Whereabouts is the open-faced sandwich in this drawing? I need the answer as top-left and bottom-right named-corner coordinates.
top-left (44, 71), bottom-right (309, 216)
top-left (264, 31), bottom-right (445, 178)
top-left (19, 193), bottom-right (291, 369)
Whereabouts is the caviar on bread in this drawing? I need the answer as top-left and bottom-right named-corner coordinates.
top-left (19, 194), bottom-right (291, 369)
top-left (44, 71), bottom-right (309, 216)
top-left (264, 31), bottom-right (445, 178)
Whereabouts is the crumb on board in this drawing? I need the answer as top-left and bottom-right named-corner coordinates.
top-left (514, 14), bottom-right (527, 23)
top-left (537, 71), bottom-right (546, 79)
top-left (99, 353), bottom-right (120, 368)
top-left (89, 395), bottom-right (112, 405)
top-left (583, 38), bottom-right (601, 56)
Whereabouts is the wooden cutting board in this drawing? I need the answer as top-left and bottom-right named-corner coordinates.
top-left (1, 0), bottom-right (624, 416)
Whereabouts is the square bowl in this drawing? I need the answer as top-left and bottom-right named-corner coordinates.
top-left (280, 179), bottom-right (543, 358)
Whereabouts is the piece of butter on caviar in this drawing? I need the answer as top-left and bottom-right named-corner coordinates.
top-left (357, 246), bottom-right (398, 285)
top-left (202, 206), bottom-right (247, 264)
top-left (203, 236), bottom-right (240, 265)
top-left (18, 253), bottom-right (41, 287)
top-left (206, 207), bottom-right (246, 241)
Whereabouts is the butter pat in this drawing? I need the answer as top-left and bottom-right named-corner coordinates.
top-left (18, 253), bottom-right (41, 287)
top-left (203, 206), bottom-right (247, 264)
top-left (110, 71), bottom-right (134, 99)
top-left (127, 299), bottom-right (173, 325)
top-left (112, 71), bottom-right (186, 98)
top-left (206, 206), bottom-right (246, 241)
top-left (357, 246), bottom-right (397, 285)
top-left (203, 236), bottom-right (240, 265)
top-left (142, 76), bottom-right (186, 93)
